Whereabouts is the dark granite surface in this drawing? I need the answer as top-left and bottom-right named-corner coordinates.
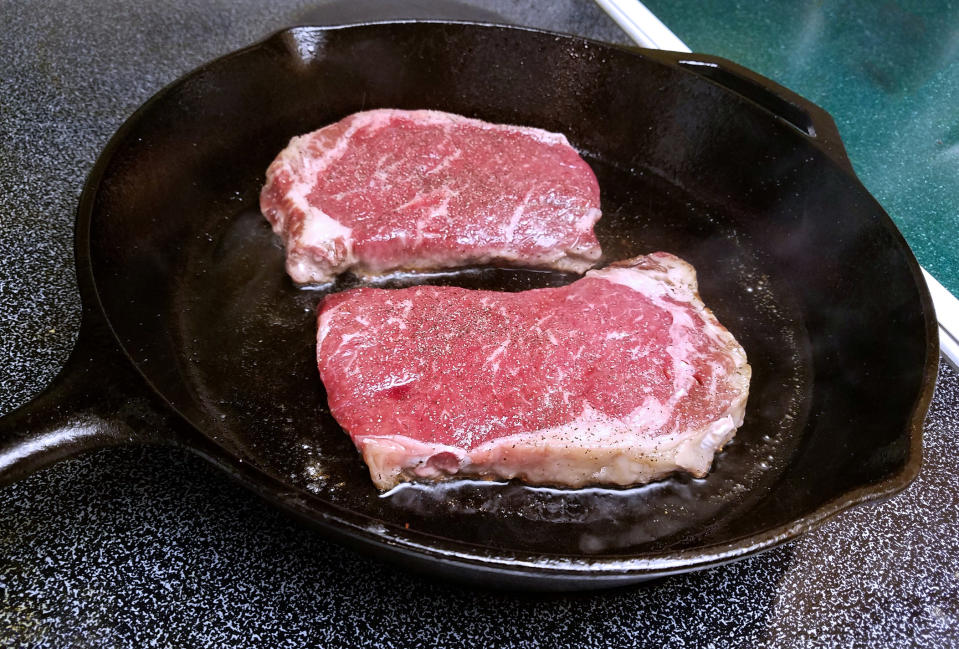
top-left (1, 1), bottom-right (957, 646)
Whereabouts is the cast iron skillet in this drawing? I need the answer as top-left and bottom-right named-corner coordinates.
top-left (0, 22), bottom-right (938, 589)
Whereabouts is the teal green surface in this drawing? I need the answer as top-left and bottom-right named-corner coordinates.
top-left (645, 0), bottom-right (959, 294)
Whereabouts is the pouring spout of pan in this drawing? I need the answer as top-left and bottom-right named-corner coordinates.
top-left (599, 0), bottom-right (958, 371)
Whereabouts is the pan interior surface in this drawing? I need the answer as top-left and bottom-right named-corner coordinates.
top-left (172, 159), bottom-right (809, 557)
top-left (87, 24), bottom-right (930, 567)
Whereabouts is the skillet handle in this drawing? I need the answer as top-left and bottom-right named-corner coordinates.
top-left (0, 307), bottom-right (181, 487)
top-left (671, 54), bottom-right (855, 174)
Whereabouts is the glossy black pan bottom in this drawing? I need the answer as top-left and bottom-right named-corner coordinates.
top-left (171, 153), bottom-right (810, 557)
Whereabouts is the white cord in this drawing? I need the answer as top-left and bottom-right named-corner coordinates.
top-left (923, 269), bottom-right (959, 371)
top-left (592, 0), bottom-right (690, 52)
top-left (595, 0), bottom-right (958, 371)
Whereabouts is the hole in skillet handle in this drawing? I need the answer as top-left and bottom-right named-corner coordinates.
top-left (674, 56), bottom-right (855, 175)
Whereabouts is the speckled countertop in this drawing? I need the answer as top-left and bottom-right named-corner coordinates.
top-left (1, 1), bottom-right (958, 647)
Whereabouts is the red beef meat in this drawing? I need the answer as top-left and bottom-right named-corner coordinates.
top-left (316, 253), bottom-right (751, 490)
top-left (260, 109), bottom-right (602, 284)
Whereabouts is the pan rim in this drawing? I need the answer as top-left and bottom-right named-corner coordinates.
top-left (74, 21), bottom-right (939, 581)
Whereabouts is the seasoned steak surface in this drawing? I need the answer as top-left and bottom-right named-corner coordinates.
top-left (317, 253), bottom-right (751, 490)
top-left (260, 109), bottom-right (602, 284)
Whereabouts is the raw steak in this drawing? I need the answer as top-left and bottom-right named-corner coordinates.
top-left (260, 109), bottom-right (602, 284)
top-left (317, 253), bottom-right (751, 490)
